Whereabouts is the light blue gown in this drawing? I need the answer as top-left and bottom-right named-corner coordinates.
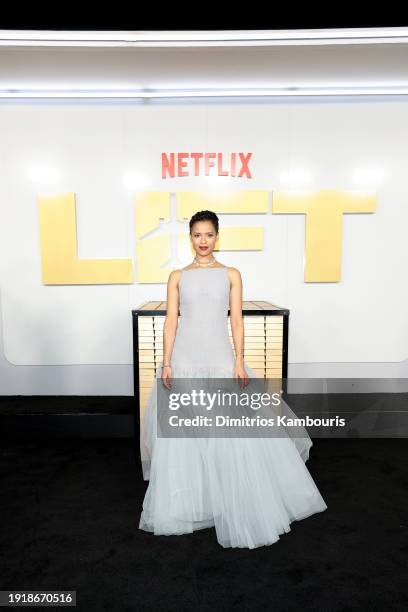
top-left (139, 267), bottom-right (327, 549)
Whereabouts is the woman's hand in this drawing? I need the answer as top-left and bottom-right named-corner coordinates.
top-left (234, 363), bottom-right (250, 389)
top-left (161, 364), bottom-right (172, 390)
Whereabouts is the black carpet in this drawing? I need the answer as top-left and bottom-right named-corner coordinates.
top-left (0, 437), bottom-right (407, 611)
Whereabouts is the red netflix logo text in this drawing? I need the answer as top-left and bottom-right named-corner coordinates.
top-left (161, 152), bottom-right (253, 179)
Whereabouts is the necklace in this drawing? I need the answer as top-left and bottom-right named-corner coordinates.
top-left (193, 255), bottom-right (217, 267)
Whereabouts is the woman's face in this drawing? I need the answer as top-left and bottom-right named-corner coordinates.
top-left (190, 220), bottom-right (218, 256)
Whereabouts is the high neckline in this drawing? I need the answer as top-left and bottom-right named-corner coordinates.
top-left (179, 266), bottom-right (230, 289)
top-left (181, 266), bottom-right (227, 273)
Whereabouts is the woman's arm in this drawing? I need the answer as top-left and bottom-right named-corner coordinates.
top-left (163, 270), bottom-right (180, 366)
top-left (229, 268), bottom-right (245, 367)
top-left (229, 268), bottom-right (249, 387)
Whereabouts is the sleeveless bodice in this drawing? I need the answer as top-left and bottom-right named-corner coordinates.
top-left (170, 267), bottom-right (235, 370)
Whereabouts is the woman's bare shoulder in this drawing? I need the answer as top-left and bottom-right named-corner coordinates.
top-left (226, 266), bottom-right (242, 277)
top-left (168, 266), bottom-right (193, 283)
top-left (225, 267), bottom-right (242, 289)
top-left (167, 269), bottom-right (182, 282)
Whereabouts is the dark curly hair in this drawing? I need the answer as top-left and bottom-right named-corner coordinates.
top-left (189, 210), bottom-right (219, 234)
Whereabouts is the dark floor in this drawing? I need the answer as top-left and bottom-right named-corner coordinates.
top-left (0, 437), bottom-right (407, 611)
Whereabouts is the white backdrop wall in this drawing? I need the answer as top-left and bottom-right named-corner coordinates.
top-left (0, 99), bottom-right (407, 394)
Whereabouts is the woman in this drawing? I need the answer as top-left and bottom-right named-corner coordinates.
top-left (139, 210), bottom-right (327, 549)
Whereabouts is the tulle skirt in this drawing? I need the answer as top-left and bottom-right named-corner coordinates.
top-left (139, 363), bottom-right (327, 549)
